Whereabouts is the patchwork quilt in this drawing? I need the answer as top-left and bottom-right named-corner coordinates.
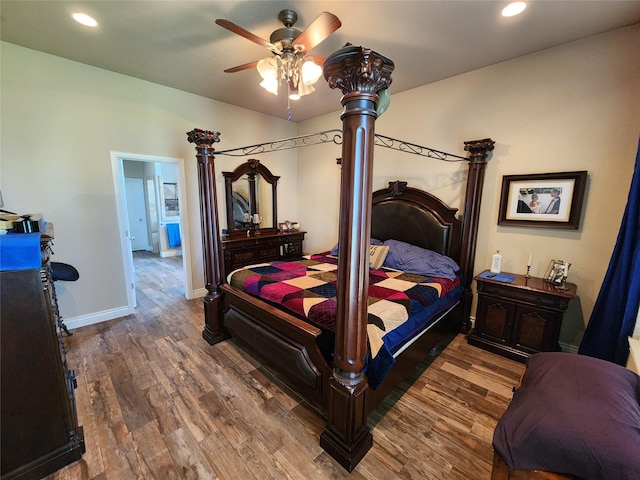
top-left (228, 252), bottom-right (462, 388)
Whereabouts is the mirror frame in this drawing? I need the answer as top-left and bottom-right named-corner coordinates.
top-left (222, 159), bottom-right (279, 235)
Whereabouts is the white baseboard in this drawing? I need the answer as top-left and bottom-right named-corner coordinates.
top-left (62, 305), bottom-right (133, 331)
top-left (559, 342), bottom-right (578, 354)
top-left (189, 287), bottom-right (207, 299)
top-left (160, 249), bottom-right (182, 258)
top-left (61, 287), bottom-right (205, 331)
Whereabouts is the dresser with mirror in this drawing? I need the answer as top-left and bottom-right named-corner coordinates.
top-left (221, 160), bottom-right (305, 274)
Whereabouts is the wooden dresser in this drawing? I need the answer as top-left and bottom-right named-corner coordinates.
top-left (221, 230), bottom-right (305, 275)
top-left (469, 270), bottom-right (577, 363)
top-left (0, 229), bottom-right (85, 479)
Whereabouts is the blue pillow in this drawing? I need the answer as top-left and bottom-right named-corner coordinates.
top-left (382, 239), bottom-right (459, 281)
top-left (330, 238), bottom-right (383, 256)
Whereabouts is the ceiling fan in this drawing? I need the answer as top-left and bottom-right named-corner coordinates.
top-left (215, 9), bottom-right (341, 100)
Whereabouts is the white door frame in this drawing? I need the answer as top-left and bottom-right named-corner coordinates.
top-left (111, 151), bottom-right (193, 312)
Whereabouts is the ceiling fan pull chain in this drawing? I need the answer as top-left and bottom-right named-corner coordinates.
top-left (287, 83), bottom-right (292, 121)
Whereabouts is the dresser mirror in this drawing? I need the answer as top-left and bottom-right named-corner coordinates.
top-left (223, 159), bottom-right (279, 235)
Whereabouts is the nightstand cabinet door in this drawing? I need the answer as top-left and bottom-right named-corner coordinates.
top-left (512, 305), bottom-right (563, 355)
top-left (474, 295), bottom-right (516, 347)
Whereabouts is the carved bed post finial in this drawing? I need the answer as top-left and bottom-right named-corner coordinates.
top-left (464, 138), bottom-right (495, 161)
top-left (388, 180), bottom-right (408, 196)
top-left (247, 158), bottom-right (260, 169)
top-left (319, 45), bottom-right (394, 472)
top-left (459, 138), bottom-right (495, 332)
top-left (186, 128), bottom-right (230, 345)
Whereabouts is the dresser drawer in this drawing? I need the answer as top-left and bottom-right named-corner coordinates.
top-left (229, 249), bottom-right (256, 265)
top-left (222, 231), bottom-right (306, 274)
top-left (257, 245), bottom-right (280, 258)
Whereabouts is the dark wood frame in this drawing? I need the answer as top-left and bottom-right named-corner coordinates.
top-left (186, 45), bottom-right (494, 471)
top-left (222, 158), bottom-right (279, 235)
top-left (498, 171), bottom-right (587, 229)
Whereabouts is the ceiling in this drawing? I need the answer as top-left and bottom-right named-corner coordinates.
top-left (1, 1), bottom-right (639, 122)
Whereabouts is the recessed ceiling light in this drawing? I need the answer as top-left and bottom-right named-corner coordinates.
top-left (71, 12), bottom-right (98, 27)
top-left (502, 2), bottom-right (527, 17)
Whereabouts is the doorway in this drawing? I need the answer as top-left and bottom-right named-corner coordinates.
top-left (125, 177), bottom-right (151, 252)
top-left (111, 151), bottom-right (193, 312)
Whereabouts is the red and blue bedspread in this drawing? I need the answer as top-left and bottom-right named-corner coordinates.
top-left (228, 252), bottom-right (463, 388)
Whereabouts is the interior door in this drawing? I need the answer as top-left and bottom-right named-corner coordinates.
top-left (125, 178), bottom-right (150, 251)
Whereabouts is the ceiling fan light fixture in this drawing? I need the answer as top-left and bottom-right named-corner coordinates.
top-left (257, 57), bottom-right (279, 95)
top-left (297, 81), bottom-right (315, 97)
top-left (301, 59), bottom-right (323, 86)
top-left (260, 77), bottom-right (279, 95)
top-left (217, 9), bottom-right (341, 110)
top-left (257, 57), bottom-right (278, 80)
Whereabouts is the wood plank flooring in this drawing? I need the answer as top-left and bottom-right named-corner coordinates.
top-left (46, 251), bottom-right (524, 480)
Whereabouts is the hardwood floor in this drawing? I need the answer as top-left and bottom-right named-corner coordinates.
top-left (46, 251), bottom-right (524, 480)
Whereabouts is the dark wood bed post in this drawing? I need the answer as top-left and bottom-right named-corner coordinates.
top-left (186, 128), bottom-right (230, 345)
top-left (320, 45), bottom-right (395, 472)
top-left (459, 138), bottom-right (495, 332)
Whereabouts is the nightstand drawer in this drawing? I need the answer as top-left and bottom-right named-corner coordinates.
top-left (478, 282), bottom-right (568, 310)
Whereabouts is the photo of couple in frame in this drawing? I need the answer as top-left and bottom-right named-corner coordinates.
top-left (498, 171), bottom-right (587, 229)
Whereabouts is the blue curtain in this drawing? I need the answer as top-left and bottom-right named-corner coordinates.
top-left (578, 136), bottom-right (640, 365)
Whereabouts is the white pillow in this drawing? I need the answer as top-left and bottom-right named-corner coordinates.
top-left (369, 245), bottom-right (390, 269)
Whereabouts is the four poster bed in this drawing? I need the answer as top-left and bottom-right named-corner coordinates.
top-left (187, 45), bottom-right (494, 471)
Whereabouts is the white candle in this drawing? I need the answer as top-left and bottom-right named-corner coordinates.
top-left (527, 254), bottom-right (532, 267)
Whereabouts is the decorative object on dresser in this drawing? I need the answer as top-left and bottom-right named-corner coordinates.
top-left (278, 220), bottom-right (299, 232)
top-left (469, 270), bottom-right (577, 363)
top-left (543, 259), bottom-right (571, 287)
top-left (186, 44), bottom-right (495, 471)
top-left (498, 171), bottom-right (587, 229)
top-left (0, 224), bottom-right (85, 479)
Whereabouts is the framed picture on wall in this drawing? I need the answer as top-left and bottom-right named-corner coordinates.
top-left (163, 182), bottom-right (179, 217)
top-left (497, 171), bottom-right (587, 229)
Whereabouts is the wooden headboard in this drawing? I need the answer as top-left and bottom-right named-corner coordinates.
top-left (371, 181), bottom-right (462, 261)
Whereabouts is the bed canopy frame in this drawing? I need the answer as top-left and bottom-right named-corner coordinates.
top-left (187, 45), bottom-right (494, 471)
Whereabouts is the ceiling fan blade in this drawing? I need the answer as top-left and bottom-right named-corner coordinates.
top-left (307, 55), bottom-right (327, 66)
top-left (224, 60), bottom-right (259, 73)
top-left (215, 19), bottom-right (275, 50)
top-left (294, 12), bottom-right (341, 53)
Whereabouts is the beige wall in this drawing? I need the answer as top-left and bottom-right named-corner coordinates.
top-left (298, 25), bottom-right (640, 348)
top-left (1, 42), bottom-right (298, 325)
top-left (3, 25), bottom-right (638, 348)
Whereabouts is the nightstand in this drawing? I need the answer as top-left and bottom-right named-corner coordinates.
top-left (468, 270), bottom-right (577, 363)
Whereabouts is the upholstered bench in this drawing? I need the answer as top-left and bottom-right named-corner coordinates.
top-left (492, 352), bottom-right (640, 480)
